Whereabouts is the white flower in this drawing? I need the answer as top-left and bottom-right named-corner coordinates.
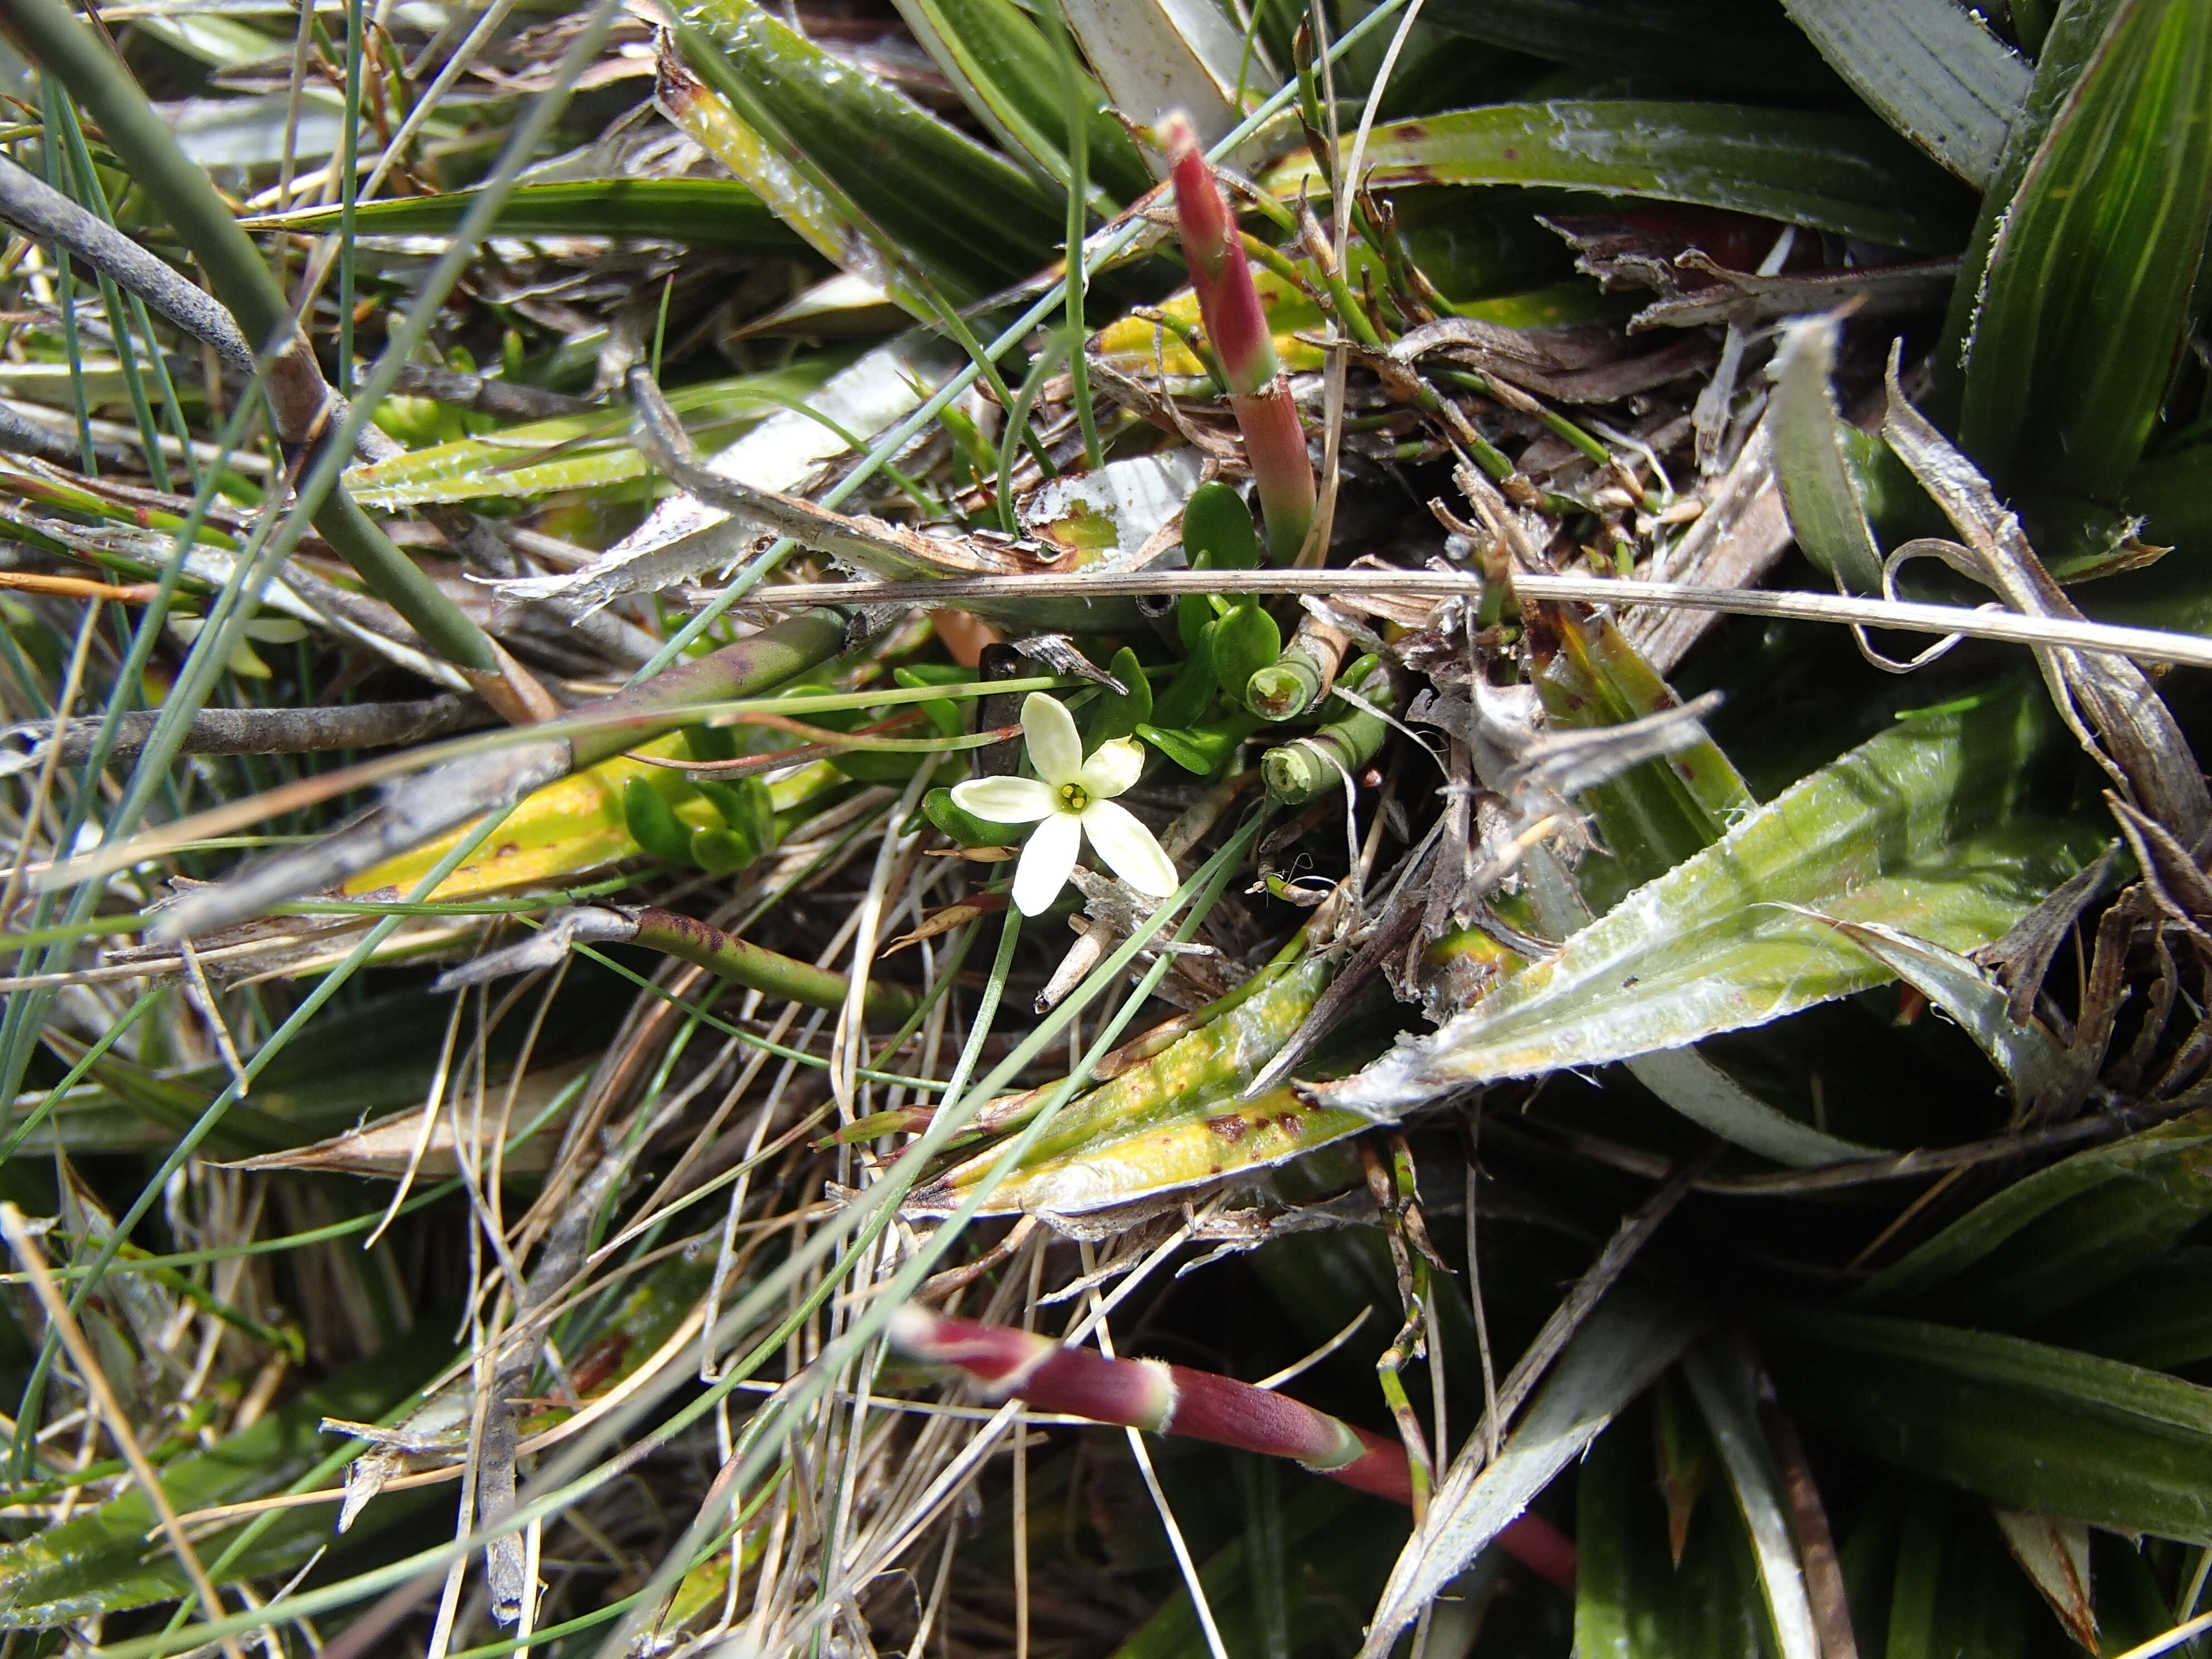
top-left (952, 693), bottom-right (1179, 917)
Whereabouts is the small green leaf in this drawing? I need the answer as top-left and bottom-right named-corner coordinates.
top-left (1957, 0), bottom-right (2212, 497)
top-left (1183, 479), bottom-right (1259, 569)
top-left (1138, 715), bottom-right (1252, 775)
top-left (923, 785), bottom-right (1024, 847)
top-left (1148, 649), bottom-right (1220, 731)
top-left (893, 664), bottom-right (968, 739)
top-left (696, 775), bottom-right (777, 858)
top-left (1083, 646), bottom-right (1153, 746)
top-left (1209, 605), bottom-right (1283, 714)
top-left (624, 777), bottom-right (701, 869)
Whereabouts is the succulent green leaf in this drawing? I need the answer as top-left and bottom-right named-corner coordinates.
top-left (1138, 714), bottom-right (1254, 775)
top-left (1777, 0), bottom-right (2031, 186)
top-left (923, 785), bottom-right (1026, 847)
top-left (1763, 1308), bottom-right (2212, 1544)
top-left (1273, 103), bottom-right (1976, 253)
top-left (1209, 604), bottom-right (1283, 714)
top-left (1084, 646), bottom-right (1154, 746)
top-left (1183, 479), bottom-right (1260, 570)
top-left (624, 777), bottom-right (702, 869)
top-left (1957, 0), bottom-right (2212, 497)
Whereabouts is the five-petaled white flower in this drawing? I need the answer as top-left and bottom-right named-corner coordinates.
top-left (952, 693), bottom-right (1178, 917)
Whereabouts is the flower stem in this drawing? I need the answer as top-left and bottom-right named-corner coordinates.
top-left (630, 908), bottom-right (918, 1025)
top-left (1163, 112), bottom-right (1316, 565)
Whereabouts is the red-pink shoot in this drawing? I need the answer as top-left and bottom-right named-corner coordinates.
top-left (1162, 112), bottom-right (1317, 565)
top-left (889, 1305), bottom-right (1576, 1590)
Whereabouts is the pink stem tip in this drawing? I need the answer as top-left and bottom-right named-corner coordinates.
top-left (887, 1304), bottom-right (1576, 1590)
top-left (1161, 112), bottom-right (1317, 564)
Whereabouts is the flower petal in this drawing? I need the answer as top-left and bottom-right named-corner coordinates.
top-left (1077, 737), bottom-right (1144, 801)
top-left (1021, 693), bottom-right (1082, 785)
top-left (1080, 800), bottom-right (1179, 898)
top-left (1012, 811), bottom-right (1083, 916)
top-left (950, 775), bottom-right (1056, 824)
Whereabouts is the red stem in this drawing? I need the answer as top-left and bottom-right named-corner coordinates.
top-left (1162, 112), bottom-right (1316, 564)
top-left (889, 1306), bottom-right (1576, 1590)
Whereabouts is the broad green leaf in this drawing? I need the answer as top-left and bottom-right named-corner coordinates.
top-left (1851, 1110), bottom-right (2212, 1327)
top-left (1271, 103), bottom-right (1976, 253)
top-left (2054, 1247), bottom-right (2212, 1369)
top-left (1957, 0), bottom-right (2212, 497)
top-left (1990, 1507), bottom-right (2097, 1651)
top-left (511, 331), bottom-right (961, 616)
top-left (1763, 1307), bottom-right (2212, 1543)
top-left (1112, 1485), bottom-right (1405, 1659)
top-left (1778, 0), bottom-right (2031, 186)
top-left (670, 0), bottom-right (1067, 304)
top-left (1059, 0), bottom-right (1265, 156)
top-left (1528, 613), bottom-right (1880, 1166)
top-left (1360, 1287), bottom-right (1705, 1658)
top-left (1325, 683), bottom-right (2104, 1124)
top-left (1769, 314), bottom-right (1886, 596)
top-left (1535, 606), bottom-right (1752, 898)
top-left (1789, 916), bottom-right (2065, 1108)
top-left (909, 960), bottom-right (1377, 1216)
top-left (1418, 0), bottom-right (1838, 98)
top-left (0, 1330), bottom-right (450, 1623)
top-left (1880, 1486), bottom-right (2036, 1659)
top-left (242, 179), bottom-right (803, 250)
top-left (1928, 0), bottom-right (2125, 425)
top-left (1578, 1411), bottom-right (1779, 1659)
top-left (890, 0), bottom-right (1152, 202)
top-left (1682, 1341), bottom-right (1821, 1659)
top-left (343, 362), bottom-right (834, 508)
